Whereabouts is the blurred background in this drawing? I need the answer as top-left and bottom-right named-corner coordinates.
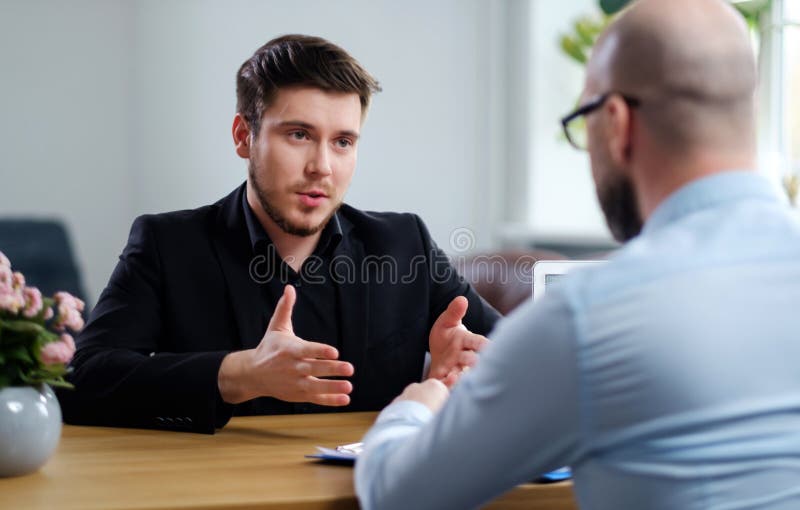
top-left (0, 0), bottom-right (797, 306)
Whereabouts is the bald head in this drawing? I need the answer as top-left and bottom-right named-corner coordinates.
top-left (588, 0), bottom-right (757, 152)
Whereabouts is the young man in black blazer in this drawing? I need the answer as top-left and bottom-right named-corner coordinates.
top-left (59, 35), bottom-right (500, 433)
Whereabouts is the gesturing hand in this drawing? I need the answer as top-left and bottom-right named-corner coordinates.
top-left (218, 285), bottom-right (354, 405)
top-left (428, 296), bottom-right (489, 388)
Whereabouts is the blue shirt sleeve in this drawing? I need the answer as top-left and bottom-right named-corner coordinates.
top-left (355, 292), bottom-right (585, 510)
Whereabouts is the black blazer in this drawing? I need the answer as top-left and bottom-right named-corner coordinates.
top-left (59, 184), bottom-right (500, 433)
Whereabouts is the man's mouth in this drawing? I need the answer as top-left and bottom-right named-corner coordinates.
top-left (297, 190), bottom-right (329, 207)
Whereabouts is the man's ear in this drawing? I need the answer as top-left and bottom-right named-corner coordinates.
top-left (604, 95), bottom-right (634, 170)
top-left (232, 113), bottom-right (252, 159)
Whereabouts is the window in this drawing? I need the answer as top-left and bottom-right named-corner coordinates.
top-left (504, 0), bottom-right (798, 251)
top-left (781, 1), bottom-right (800, 204)
top-left (757, 0), bottom-right (800, 205)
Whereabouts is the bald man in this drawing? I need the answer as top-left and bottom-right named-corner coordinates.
top-left (354, 1), bottom-right (800, 509)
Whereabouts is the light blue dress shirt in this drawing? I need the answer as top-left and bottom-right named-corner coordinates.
top-left (355, 171), bottom-right (800, 510)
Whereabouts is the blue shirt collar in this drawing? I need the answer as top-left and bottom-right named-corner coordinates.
top-left (642, 170), bottom-right (782, 236)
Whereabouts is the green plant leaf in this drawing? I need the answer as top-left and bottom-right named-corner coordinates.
top-left (46, 379), bottom-right (74, 389)
top-left (575, 18), bottom-right (598, 47)
top-left (733, 1), bottom-right (772, 31)
top-left (599, 0), bottom-right (632, 15)
top-left (37, 329), bottom-right (58, 345)
top-left (18, 364), bottom-right (72, 389)
top-left (733, 0), bottom-right (770, 16)
top-left (560, 36), bottom-right (588, 64)
top-left (0, 319), bottom-right (44, 335)
top-left (5, 345), bottom-right (34, 364)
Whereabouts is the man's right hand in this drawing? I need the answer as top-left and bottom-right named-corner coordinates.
top-left (218, 285), bottom-right (354, 406)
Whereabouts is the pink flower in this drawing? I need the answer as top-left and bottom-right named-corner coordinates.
top-left (40, 334), bottom-right (76, 365)
top-left (0, 264), bottom-right (11, 291)
top-left (22, 287), bottom-right (43, 318)
top-left (53, 291), bottom-right (85, 332)
top-left (12, 271), bottom-right (25, 290)
top-left (54, 291), bottom-right (85, 313)
top-left (0, 256), bottom-right (78, 387)
top-left (0, 286), bottom-right (25, 314)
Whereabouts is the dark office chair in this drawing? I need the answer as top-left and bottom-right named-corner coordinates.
top-left (0, 218), bottom-right (87, 303)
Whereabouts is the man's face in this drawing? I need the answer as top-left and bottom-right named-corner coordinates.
top-left (246, 87), bottom-right (361, 237)
top-left (583, 87), bottom-right (643, 243)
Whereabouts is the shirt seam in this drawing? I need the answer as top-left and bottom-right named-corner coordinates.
top-left (563, 285), bottom-right (592, 465)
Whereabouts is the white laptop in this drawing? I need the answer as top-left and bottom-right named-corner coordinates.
top-left (532, 260), bottom-right (603, 302)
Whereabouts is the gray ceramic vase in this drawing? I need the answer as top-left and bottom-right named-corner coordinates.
top-left (0, 384), bottom-right (62, 477)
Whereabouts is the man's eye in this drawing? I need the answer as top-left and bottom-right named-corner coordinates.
top-left (336, 139), bottom-right (353, 148)
top-left (290, 131), bottom-right (308, 140)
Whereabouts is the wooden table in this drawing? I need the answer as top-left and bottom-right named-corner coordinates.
top-left (0, 412), bottom-right (576, 510)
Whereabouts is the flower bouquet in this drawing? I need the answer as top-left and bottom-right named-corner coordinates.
top-left (0, 250), bottom-right (83, 390)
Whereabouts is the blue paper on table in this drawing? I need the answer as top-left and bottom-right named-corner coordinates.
top-left (535, 466), bottom-right (572, 483)
top-left (306, 443), bottom-right (573, 483)
top-left (305, 446), bottom-right (359, 463)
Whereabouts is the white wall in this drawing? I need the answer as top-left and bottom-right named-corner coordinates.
top-left (128, 0), bottom-right (502, 251)
top-left (0, 0), bottom-right (133, 303)
top-left (1, 0), bottom-right (506, 303)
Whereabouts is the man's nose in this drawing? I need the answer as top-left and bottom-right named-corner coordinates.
top-left (306, 143), bottom-right (333, 177)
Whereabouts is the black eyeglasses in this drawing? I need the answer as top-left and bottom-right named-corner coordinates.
top-left (560, 92), bottom-right (640, 151)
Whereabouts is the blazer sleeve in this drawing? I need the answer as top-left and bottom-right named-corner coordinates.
top-left (58, 215), bottom-right (234, 434)
top-left (412, 215), bottom-right (501, 336)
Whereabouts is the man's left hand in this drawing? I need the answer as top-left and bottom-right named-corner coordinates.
top-left (428, 296), bottom-right (489, 387)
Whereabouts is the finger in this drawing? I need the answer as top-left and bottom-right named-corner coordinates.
top-left (428, 364), bottom-right (455, 384)
top-left (267, 285), bottom-right (296, 333)
top-left (428, 363), bottom-right (452, 380)
top-left (421, 377), bottom-right (449, 392)
top-left (442, 370), bottom-right (460, 389)
top-left (458, 350), bottom-right (479, 368)
top-left (434, 296), bottom-right (469, 330)
top-left (296, 359), bottom-right (354, 378)
top-left (294, 339), bottom-right (340, 360)
top-left (462, 333), bottom-right (490, 352)
top-left (302, 377), bottom-right (353, 396)
top-left (310, 393), bottom-right (351, 407)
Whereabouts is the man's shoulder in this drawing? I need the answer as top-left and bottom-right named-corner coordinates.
top-left (130, 203), bottom-right (218, 237)
top-left (129, 186), bottom-right (240, 238)
top-left (337, 204), bottom-right (432, 253)
top-left (338, 204), bottom-right (422, 232)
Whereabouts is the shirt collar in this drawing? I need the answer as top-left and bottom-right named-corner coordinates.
top-left (642, 170), bottom-right (783, 236)
top-left (241, 189), bottom-right (343, 256)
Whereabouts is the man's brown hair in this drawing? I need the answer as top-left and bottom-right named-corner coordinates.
top-left (236, 34), bottom-right (382, 135)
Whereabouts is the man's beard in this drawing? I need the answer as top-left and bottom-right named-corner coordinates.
top-left (597, 172), bottom-right (643, 243)
top-left (249, 162), bottom-right (340, 237)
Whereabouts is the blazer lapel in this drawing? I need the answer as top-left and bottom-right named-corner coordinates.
top-left (333, 224), bottom-right (370, 379)
top-left (209, 184), bottom-right (266, 350)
